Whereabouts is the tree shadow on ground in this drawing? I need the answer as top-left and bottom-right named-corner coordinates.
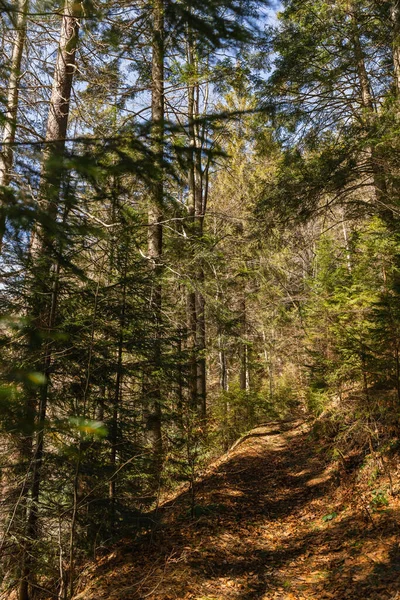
top-left (80, 423), bottom-right (400, 600)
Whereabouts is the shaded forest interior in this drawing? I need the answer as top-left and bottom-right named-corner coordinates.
top-left (1, 0), bottom-right (400, 598)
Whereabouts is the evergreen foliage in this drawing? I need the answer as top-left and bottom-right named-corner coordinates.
top-left (1, 0), bottom-right (400, 598)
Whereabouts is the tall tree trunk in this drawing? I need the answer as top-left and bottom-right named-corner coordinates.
top-left (177, 327), bottom-right (184, 428)
top-left (352, 19), bottom-right (374, 112)
top-left (196, 276), bottom-right (206, 418)
top-left (341, 209), bottom-right (352, 274)
top-left (218, 332), bottom-right (229, 449)
top-left (186, 31), bottom-right (198, 413)
top-left (109, 268), bottom-right (126, 525)
top-left (186, 33), bottom-right (207, 417)
top-left (187, 290), bottom-right (198, 410)
top-left (219, 344), bottom-right (228, 392)
top-left (350, 3), bottom-right (388, 218)
top-left (19, 263), bottom-right (60, 600)
top-left (0, 0), bottom-right (30, 542)
top-left (262, 326), bottom-right (274, 399)
top-left (390, 0), bottom-right (400, 207)
top-left (68, 271), bottom-right (102, 600)
top-left (146, 0), bottom-right (164, 469)
top-left (0, 0), bottom-right (29, 252)
top-left (19, 2), bottom-right (81, 598)
top-left (239, 298), bottom-right (249, 393)
top-left (30, 0), bottom-right (81, 253)
top-left (194, 87), bottom-right (207, 420)
top-left (392, 0), bottom-right (400, 97)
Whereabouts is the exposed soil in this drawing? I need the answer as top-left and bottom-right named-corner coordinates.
top-left (74, 420), bottom-right (400, 600)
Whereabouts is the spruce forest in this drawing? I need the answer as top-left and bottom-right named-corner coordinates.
top-left (2, 0), bottom-right (400, 598)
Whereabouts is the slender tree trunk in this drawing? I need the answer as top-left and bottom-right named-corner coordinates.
top-left (239, 298), bottom-right (249, 393)
top-left (392, 0), bottom-right (400, 97)
top-left (218, 333), bottom-right (229, 449)
top-left (194, 91), bottom-right (207, 419)
top-left (218, 335), bottom-right (228, 393)
top-left (187, 290), bottom-right (198, 410)
top-left (196, 277), bottom-right (206, 418)
top-left (237, 217), bottom-right (249, 395)
top-left (146, 0), bottom-right (164, 468)
top-left (19, 262), bottom-right (60, 600)
top-left (350, 4), bottom-right (388, 216)
top-left (341, 210), bottom-right (352, 274)
top-left (361, 353), bottom-right (370, 404)
top-left (0, 0), bottom-right (29, 252)
top-left (177, 329), bottom-right (184, 428)
top-left (389, 0), bottom-right (400, 213)
top-left (68, 272), bottom-right (102, 600)
top-left (187, 33), bottom-right (198, 412)
top-left (68, 445), bottom-right (81, 600)
top-left (395, 345), bottom-right (400, 404)
top-left (262, 326), bottom-right (274, 399)
top-left (109, 269), bottom-right (126, 525)
top-left (186, 34), bottom-right (207, 416)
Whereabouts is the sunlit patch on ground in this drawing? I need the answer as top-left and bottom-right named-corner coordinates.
top-left (73, 420), bottom-right (400, 600)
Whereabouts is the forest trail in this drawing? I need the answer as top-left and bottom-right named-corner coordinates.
top-left (74, 420), bottom-right (400, 600)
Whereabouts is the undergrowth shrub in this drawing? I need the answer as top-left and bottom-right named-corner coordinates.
top-left (272, 373), bottom-right (302, 413)
top-left (306, 389), bottom-right (331, 416)
top-left (210, 384), bottom-right (276, 449)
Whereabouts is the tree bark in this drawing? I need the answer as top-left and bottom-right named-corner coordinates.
top-left (196, 277), bottom-right (206, 418)
top-left (0, 0), bottom-right (29, 252)
top-left (146, 0), bottom-right (164, 468)
top-left (187, 290), bottom-right (198, 410)
top-left (392, 0), bottom-right (400, 97)
top-left (187, 40), bottom-right (198, 412)
top-left (186, 33), bottom-right (207, 417)
top-left (109, 267), bottom-right (126, 525)
top-left (350, 3), bottom-right (388, 218)
top-left (239, 298), bottom-right (249, 393)
top-left (18, 2), bottom-right (81, 598)
top-left (30, 0), bottom-right (81, 253)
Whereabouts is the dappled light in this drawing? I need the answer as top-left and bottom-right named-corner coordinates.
top-left (2, 0), bottom-right (400, 597)
top-left (73, 421), bottom-right (400, 599)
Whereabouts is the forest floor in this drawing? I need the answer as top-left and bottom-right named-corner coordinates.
top-left (74, 419), bottom-right (400, 600)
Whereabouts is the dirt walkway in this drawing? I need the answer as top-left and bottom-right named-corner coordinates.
top-left (75, 420), bottom-right (400, 600)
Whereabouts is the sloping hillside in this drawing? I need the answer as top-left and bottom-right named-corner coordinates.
top-left (73, 420), bottom-right (400, 600)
